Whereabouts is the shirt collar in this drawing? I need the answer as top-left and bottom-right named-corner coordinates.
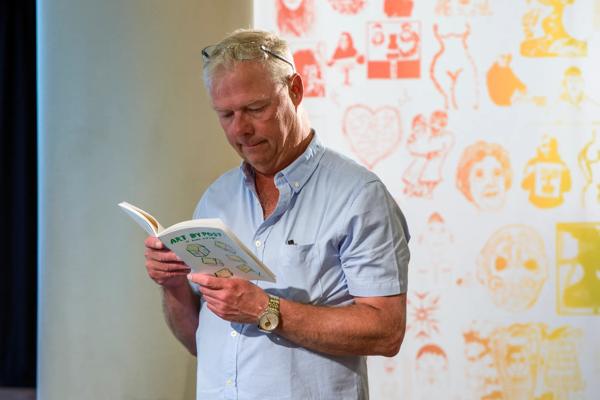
top-left (240, 130), bottom-right (325, 194)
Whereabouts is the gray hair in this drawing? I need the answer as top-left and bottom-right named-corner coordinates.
top-left (202, 29), bottom-right (295, 89)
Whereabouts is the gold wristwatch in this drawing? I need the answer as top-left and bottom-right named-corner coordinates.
top-left (258, 295), bottom-right (280, 333)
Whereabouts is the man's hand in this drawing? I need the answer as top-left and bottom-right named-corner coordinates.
top-left (188, 273), bottom-right (268, 324)
top-left (144, 236), bottom-right (191, 289)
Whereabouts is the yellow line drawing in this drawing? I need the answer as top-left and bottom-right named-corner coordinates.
top-left (520, 0), bottom-right (587, 58)
top-left (578, 130), bottom-right (600, 208)
top-left (522, 135), bottom-right (571, 208)
top-left (556, 222), bottom-right (600, 315)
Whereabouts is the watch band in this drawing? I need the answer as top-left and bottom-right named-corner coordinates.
top-left (258, 295), bottom-right (280, 332)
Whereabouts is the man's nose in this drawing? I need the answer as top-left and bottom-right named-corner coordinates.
top-left (230, 112), bottom-right (252, 137)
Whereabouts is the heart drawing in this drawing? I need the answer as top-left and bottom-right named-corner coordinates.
top-left (342, 104), bottom-right (403, 169)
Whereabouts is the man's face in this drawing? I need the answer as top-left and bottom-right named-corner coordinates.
top-left (209, 61), bottom-right (299, 175)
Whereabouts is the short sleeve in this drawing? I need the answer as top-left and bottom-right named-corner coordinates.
top-left (339, 180), bottom-right (410, 297)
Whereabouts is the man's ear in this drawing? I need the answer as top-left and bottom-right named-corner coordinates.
top-left (288, 73), bottom-right (304, 108)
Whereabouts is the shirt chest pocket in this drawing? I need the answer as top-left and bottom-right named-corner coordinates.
top-left (275, 243), bottom-right (324, 304)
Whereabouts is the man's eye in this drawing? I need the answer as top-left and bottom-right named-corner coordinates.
top-left (249, 106), bottom-right (265, 113)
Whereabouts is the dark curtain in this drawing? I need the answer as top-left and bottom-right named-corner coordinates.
top-left (0, 0), bottom-right (37, 387)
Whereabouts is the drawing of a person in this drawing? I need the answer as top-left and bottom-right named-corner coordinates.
top-left (557, 66), bottom-right (600, 111)
top-left (293, 49), bottom-right (325, 97)
top-left (463, 324), bottom-right (503, 400)
top-left (327, 32), bottom-right (364, 85)
top-left (276, 0), bottom-right (314, 37)
top-left (456, 141), bottom-right (512, 212)
top-left (522, 135), bottom-right (571, 208)
top-left (490, 324), bottom-right (543, 400)
top-left (486, 54), bottom-right (527, 106)
top-left (415, 212), bottom-right (454, 287)
top-left (403, 111), bottom-right (454, 198)
top-left (415, 344), bottom-right (450, 400)
top-left (520, 0), bottom-right (587, 57)
top-left (578, 130), bottom-right (600, 207)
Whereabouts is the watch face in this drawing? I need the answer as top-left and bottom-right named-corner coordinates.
top-left (259, 312), bottom-right (280, 332)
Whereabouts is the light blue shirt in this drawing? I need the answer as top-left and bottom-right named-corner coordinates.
top-left (192, 133), bottom-right (410, 400)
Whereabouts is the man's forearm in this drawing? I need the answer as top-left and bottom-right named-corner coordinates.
top-left (162, 283), bottom-right (200, 355)
top-left (276, 294), bottom-right (406, 357)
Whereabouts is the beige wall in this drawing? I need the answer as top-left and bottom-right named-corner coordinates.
top-left (37, 1), bottom-right (251, 399)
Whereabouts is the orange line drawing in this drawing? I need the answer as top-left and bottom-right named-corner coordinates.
top-left (327, 32), bottom-right (365, 86)
top-left (277, 0), bottom-right (315, 37)
top-left (384, 0), bottom-right (414, 16)
top-left (578, 130), bottom-right (600, 208)
top-left (407, 292), bottom-right (440, 340)
top-left (430, 23), bottom-right (480, 110)
top-left (367, 21), bottom-right (421, 79)
top-left (415, 212), bottom-right (454, 287)
top-left (402, 111), bottom-right (454, 198)
top-left (342, 104), bottom-right (402, 169)
top-left (491, 323), bottom-right (545, 400)
top-left (486, 53), bottom-right (546, 106)
top-left (477, 225), bottom-right (549, 312)
top-left (293, 48), bottom-right (326, 97)
top-left (556, 222), bottom-right (600, 315)
top-left (415, 344), bottom-right (450, 399)
top-left (435, 0), bottom-right (493, 16)
top-left (327, 0), bottom-right (366, 15)
top-left (520, 0), bottom-right (587, 58)
top-left (522, 135), bottom-right (572, 208)
top-left (456, 141), bottom-right (512, 212)
top-left (489, 323), bottom-right (584, 399)
top-left (463, 322), bottom-right (503, 400)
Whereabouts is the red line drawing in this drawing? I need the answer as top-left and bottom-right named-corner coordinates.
top-left (327, 0), bottom-right (366, 15)
top-left (276, 0), bottom-right (315, 37)
top-left (477, 225), bottom-right (549, 312)
top-left (327, 32), bottom-right (365, 86)
top-left (402, 111), bottom-right (454, 198)
top-left (456, 141), bottom-right (512, 212)
top-left (384, 0), bottom-right (414, 17)
top-left (342, 104), bottom-right (402, 170)
top-left (520, 0), bottom-right (587, 58)
top-left (293, 48), bottom-right (326, 97)
top-left (522, 135), bottom-right (571, 208)
top-left (367, 21), bottom-right (421, 79)
top-left (430, 23), bottom-right (480, 110)
top-left (407, 292), bottom-right (441, 340)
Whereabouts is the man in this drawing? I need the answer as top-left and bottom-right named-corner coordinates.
top-left (144, 29), bottom-right (410, 400)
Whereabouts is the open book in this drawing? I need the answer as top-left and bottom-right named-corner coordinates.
top-left (118, 201), bottom-right (276, 282)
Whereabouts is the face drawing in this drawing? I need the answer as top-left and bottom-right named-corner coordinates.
top-left (457, 141), bottom-right (512, 212)
top-left (477, 225), bottom-right (548, 312)
top-left (490, 324), bottom-right (543, 400)
top-left (416, 344), bottom-right (448, 387)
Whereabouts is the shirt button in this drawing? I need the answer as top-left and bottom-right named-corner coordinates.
top-left (226, 378), bottom-right (233, 386)
top-left (255, 240), bottom-right (261, 247)
top-left (293, 181), bottom-right (300, 188)
top-left (230, 331), bottom-right (238, 337)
